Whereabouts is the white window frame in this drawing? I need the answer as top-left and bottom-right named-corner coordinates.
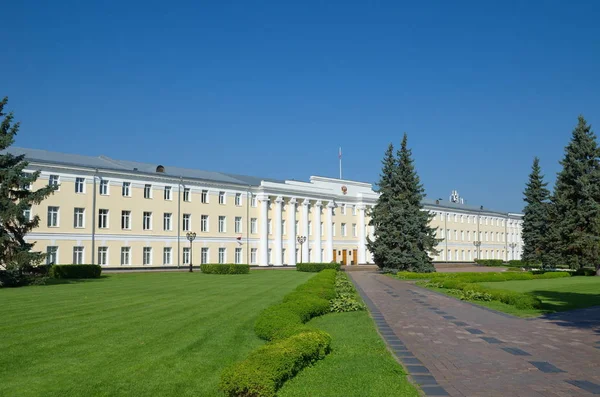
top-left (122, 182), bottom-right (131, 197)
top-left (121, 247), bottom-right (131, 266)
top-left (49, 174), bottom-right (60, 189)
top-left (74, 208), bottom-right (85, 228)
top-left (183, 247), bottom-right (190, 265)
top-left (201, 190), bottom-right (209, 204)
top-left (23, 206), bottom-right (31, 222)
top-left (352, 223), bottom-right (357, 237)
top-left (163, 247), bottom-right (172, 265)
top-left (341, 204), bottom-right (346, 215)
top-left (282, 220), bottom-right (286, 235)
top-left (143, 247), bottom-right (152, 266)
top-left (98, 247), bottom-right (108, 266)
top-left (183, 188), bottom-right (191, 202)
top-left (218, 247), bottom-right (226, 264)
top-left (218, 216), bottom-right (226, 233)
top-left (98, 209), bottom-right (109, 229)
top-left (100, 179), bottom-right (109, 195)
top-left (183, 214), bottom-right (191, 232)
top-left (251, 195), bottom-right (257, 207)
top-left (144, 184), bottom-right (152, 199)
top-left (121, 210), bottom-right (131, 230)
top-left (250, 248), bottom-right (257, 264)
top-left (163, 213), bottom-right (172, 231)
top-left (164, 186), bottom-right (172, 201)
top-left (250, 218), bottom-right (257, 234)
top-left (72, 246), bottom-right (84, 265)
top-left (201, 215), bottom-right (209, 232)
top-left (235, 216), bottom-right (242, 233)
top-left (235, 193), bottom-right (242, 206)
top-left (48, 206), bottom-right (59, 227)
top-left (235, 247), bottom-right (242, 264)
top-left (341, 223), bottom-right (347, 237)
top-left (46, 246), bottom-right (58, 264)
top-left (201, 247), bottom-right (209, 264)
top-left (143, 212), bottom-right (152, 230)
top-left (219, 191), bottom-right (226, 205)
top-left (75, 177), bottom-right (85, 194)
top-left (268, 219), bottom-right (272, 235)
top-left (309, 221), bottom-right (312, 236)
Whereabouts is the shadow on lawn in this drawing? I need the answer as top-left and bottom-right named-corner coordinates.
top-left (43, 275), bottom-right (110, 286)
top-left (534, 290), bottom-right (600, 334)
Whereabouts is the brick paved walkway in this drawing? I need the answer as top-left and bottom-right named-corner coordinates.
top-left (350, 272), bottom-right (600, 397)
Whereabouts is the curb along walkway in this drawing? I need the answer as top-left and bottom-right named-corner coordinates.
top-left (350, 272), bottom-right (600, 397)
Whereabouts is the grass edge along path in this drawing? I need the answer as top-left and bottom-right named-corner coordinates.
top-left (393, 271), bottom-right (596, 317)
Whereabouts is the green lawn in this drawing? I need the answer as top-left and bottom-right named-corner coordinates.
top-left (278, 311), bottom-right (419, 397)
top-left (0, 271), bottom-right (313, 396)
top-left (479, 276), bottom-right (600, 316)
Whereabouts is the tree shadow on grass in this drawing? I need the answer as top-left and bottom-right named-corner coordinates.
top-left (533, 290), bottom-right (600, 334)
top-left (42, 275), bottom-right (111, 286)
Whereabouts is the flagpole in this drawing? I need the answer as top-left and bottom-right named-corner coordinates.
top-left (339, 147), bottom-right (342, 179)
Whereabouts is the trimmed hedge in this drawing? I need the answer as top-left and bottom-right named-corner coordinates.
top-left (49, 265), bottom-right (102, 279)
top-left (475, 259), bottom-right (505, 267)
top-left (396, 271), bottom-right (571, 282)
top-left (200, 264), bottom-right (250, 274)
top-left (575, 268), bottom-right (597, 276)
top-left (220, 330), bottom-right (331, 397)
top-left (221, 269), bottom-right (337, 396)
top-left (296, 262), bottom-right (340, 272)
top-left (330, 271), bottom-right (366, 312)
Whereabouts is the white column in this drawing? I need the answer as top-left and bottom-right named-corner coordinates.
top-left (302, 199), bottom-right (310, 262)
top-left (326, 201), bottom-right (334, 262)
top-left (287, 198), bottom-right (297, 266)
top-left (357, 203), bottom-right (366, 264)
top-left (314, 201), bottom-right (322, 262)
top-left (274, 196), bottom-right (283, 266)
top-left (258, 194), bottom-right (269, 266)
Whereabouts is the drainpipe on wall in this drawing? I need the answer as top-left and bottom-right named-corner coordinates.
top-left (505, 213), bottom-right (509, 261)
top-left (177, 176), bottom-right (182, 269)
top-left (247, 185), bottom-right (251, 265)
top-left (91, 169), bottom-right (98, 265)
top-left (444, 211), bottom-right (448, 262)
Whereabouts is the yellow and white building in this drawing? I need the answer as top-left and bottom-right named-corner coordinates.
top-left (9, 148), bottom-right (523, 268)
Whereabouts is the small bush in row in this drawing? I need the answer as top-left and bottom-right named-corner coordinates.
top-left (200, 264), bottom-right (250, 274)
top-left (475, 259), bottom-right (505, 267)
top-left (220, 330), bottom-right (331, 397)
top-left (574, 268), bottom-right (597, 276)
top-left (296, 262), bottom-right (340, 272)
top-left (49, 265), bottom-right (102, 279)
top-left (329, 271), bottom-right (366, 312)
top-left (396, 271), bottom-right (571, 283)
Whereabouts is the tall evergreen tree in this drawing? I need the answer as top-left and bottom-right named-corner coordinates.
top-left (551, 116), bottom-right (600, 273)
top-left (367, 135), bottom-right (438, 272)
top-left (0, 97), bottom-right (56, 271)
top-left (521, 157), bottom-right (550, 265)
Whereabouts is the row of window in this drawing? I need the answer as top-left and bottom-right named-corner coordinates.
top-left (46, 207), bottom-right (363, 237)
top-left (432, 212), bottom-right (521, 228)
top-left (437, 229), bottom-right (520, 243)
top-left (437, 248), bottom-right (520, 261)
top-left (49, 175), bottom-right (253, 206)
top-left (49, 246), bottom-right (253, 266)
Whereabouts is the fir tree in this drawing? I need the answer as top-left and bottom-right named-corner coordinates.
top-left (551, 116), bottom-right (600, 273)
top-left (521, 157), bottom-right (550, 265)
top-left (0, 97), bottom-right (56, 271)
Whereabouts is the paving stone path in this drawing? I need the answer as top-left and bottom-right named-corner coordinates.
top-left (349, 271), bottom-right (600, 397)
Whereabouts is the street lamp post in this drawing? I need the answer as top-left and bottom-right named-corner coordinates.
top-left (296, 236), bottom-right (307, 263)
top-left (473, 241), bottom-right (481, 260)
top-left (509, 242), bottom-right (517, 261)
top-left (186, 232), bottom-right (196, 272)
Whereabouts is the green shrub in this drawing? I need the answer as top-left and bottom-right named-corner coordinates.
top-left (574, 268), bottom-right (597, 276)
top-left (475, 259), bottom-right (505, 267)
top-left (328, 271), bottom-right (366, 312)
top-left (49, 265), bottom-right (102, 279)
top-left (296, 262), bottom-right (340, 272)
top-left (199, 264), bottom-right (250, 274)
top-left (220, 330), bottom-right (331, 397)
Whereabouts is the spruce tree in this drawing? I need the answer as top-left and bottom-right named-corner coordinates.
top-left (0, 97), bottom-right (56, 271)
top-left (551, 116), bottom-right (600, 273)
top-left (521, 157), bottom-right (550, 265)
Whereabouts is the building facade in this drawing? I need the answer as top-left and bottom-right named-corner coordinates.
top-left (10, 148), bottom-right (523, 268)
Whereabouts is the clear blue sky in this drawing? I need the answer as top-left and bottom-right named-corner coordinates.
top-left (3, 0), bottom-right (599, 212)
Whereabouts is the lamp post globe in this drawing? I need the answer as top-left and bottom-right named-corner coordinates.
top-left (186, 232), bottom-right (196, 272)
top-left (296, 236), bottom-right (307, 263)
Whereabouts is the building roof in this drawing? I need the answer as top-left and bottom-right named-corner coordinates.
top-left (4, 147), bottom-right (284, 187)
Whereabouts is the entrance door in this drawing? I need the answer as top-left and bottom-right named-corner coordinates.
top-left (342, 250), bottom-right (347, 266)
top-left (352, 249), bottom-right (358, 265)
top-left (333, 249), bottom-right (337, 263)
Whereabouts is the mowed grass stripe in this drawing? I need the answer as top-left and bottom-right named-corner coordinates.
top-left (0, 271), bottom-right (313, 397)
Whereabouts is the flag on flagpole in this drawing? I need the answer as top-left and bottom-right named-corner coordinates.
top-left (236, 235), bottom-right (243, 246)
top-left (338, 147), bottom-right (342, 159)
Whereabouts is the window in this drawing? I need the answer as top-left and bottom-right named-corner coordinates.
top-left (47, 206), bottom-right (59, 227)
top-left (201, 190), bottom-right (209, 203)
top-left (201, 215), bottom-right (209, 232)
top-left (467, 231), bottom-right (471, 241)
top-left (268, 219), bottom-right (272, 235)
top-left (321, 249), bottom-right (324, 261)
top-left (97, 247), bottom-right (108, 265)
top-left (341, 204), bottom-right (346, 215)
top-left (21, 172), bottom-right (32, 190)
top-left (121, 210), bottom-right (131, 230)
top-left (341, 223), bottom-right (347, 237)
top-left (352, 206), bottom-right (357, 216)
top-left (143, 212), bottom-right (152, 230)
top-left (448, 249), bottom-right (452, 261)
top-left (122, 182), bottom-right (131, 197)
top-left (282, 220), bottom-right (286, 235)
top-left (454, 214), bottom-right (457, 222)
top-left (235, 247), bottom-right (242, 264)
top-left (250, 248), bottom-right (257, 264)
top-left (219, 191), bottom-right (225, 204)
top-left (447, 229), bottom-right (451, 240)
top-left (143, 247), bottom-right (152, 265)
top-left (467, 216), bottom-right (471, 224)
top-left (49, 174), bottom-right (59, 188)
top-left (23, 206), bottom-right (31, 221)
top-left (74, 208), bottom-right (85, 228)
top-left (485, 217), bottom-right (488, 225)
top-left (282, 248), bottom-right (286, 264)
top-left (144, 184), bottom-right (152, 199)
top-left (461, 230), bottom-right (464, 241)
top-left (163, 247), bottom-right (172, 265)
top-left (46, 246), bottom-right (58, 264)
top-left (218, 216), bottom-right (226, 233)
top-left (321, 222), bottom-right (324, 236)
top-left (454, 230), bottom-right (458, 240)
top-left (75, 177), bottom-right (85, 193)
top-left (235, 193), bottom-right (242, 206)
top-left (461, 215), bottom-right (464, 223)
top-left (98, 209), bottom-right (109, 229)
top-left (309, 249), bottom-right (313, 262)
top-left (100, 180), bottom-right (109, 195)
top-left (218, 248), bottom-right (226, 264)
top-left (352, 223), bottom-right (357, 237)
top-left (268, 248), bottom-right (273, 264)
top-left (250, 218), bottom-right (257, 234)
top-left (183, 188), bottom-right (191, 202)
top-left (163, 213), bottom-right (172, 231)
top-left (183, 214), bottom-right (191, 231)
top-left (308, 221), bottom-right (312, 236)
top-left (235, 216), bottom-right (242, 233)
top-left (121, 247), bottom-right (131, 265)
top-left (251, 195), bottom-right (257, 207)
top-left (72, 246), bottom-right (84, 264)
top-left (332, 223), bottom-right (336, 237)
top-left (201, 247), bottom-right (209, 264)
top-left (164, 186), bottom-right (172, 200)
top-left (295, 221), bottom-right (299, 235)
top-left (491, 232), bottom-right (495, 242)
top-left (485, 232), bottom-right (489, 241)
top-left (183, 247), bottom-right (190, 265)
